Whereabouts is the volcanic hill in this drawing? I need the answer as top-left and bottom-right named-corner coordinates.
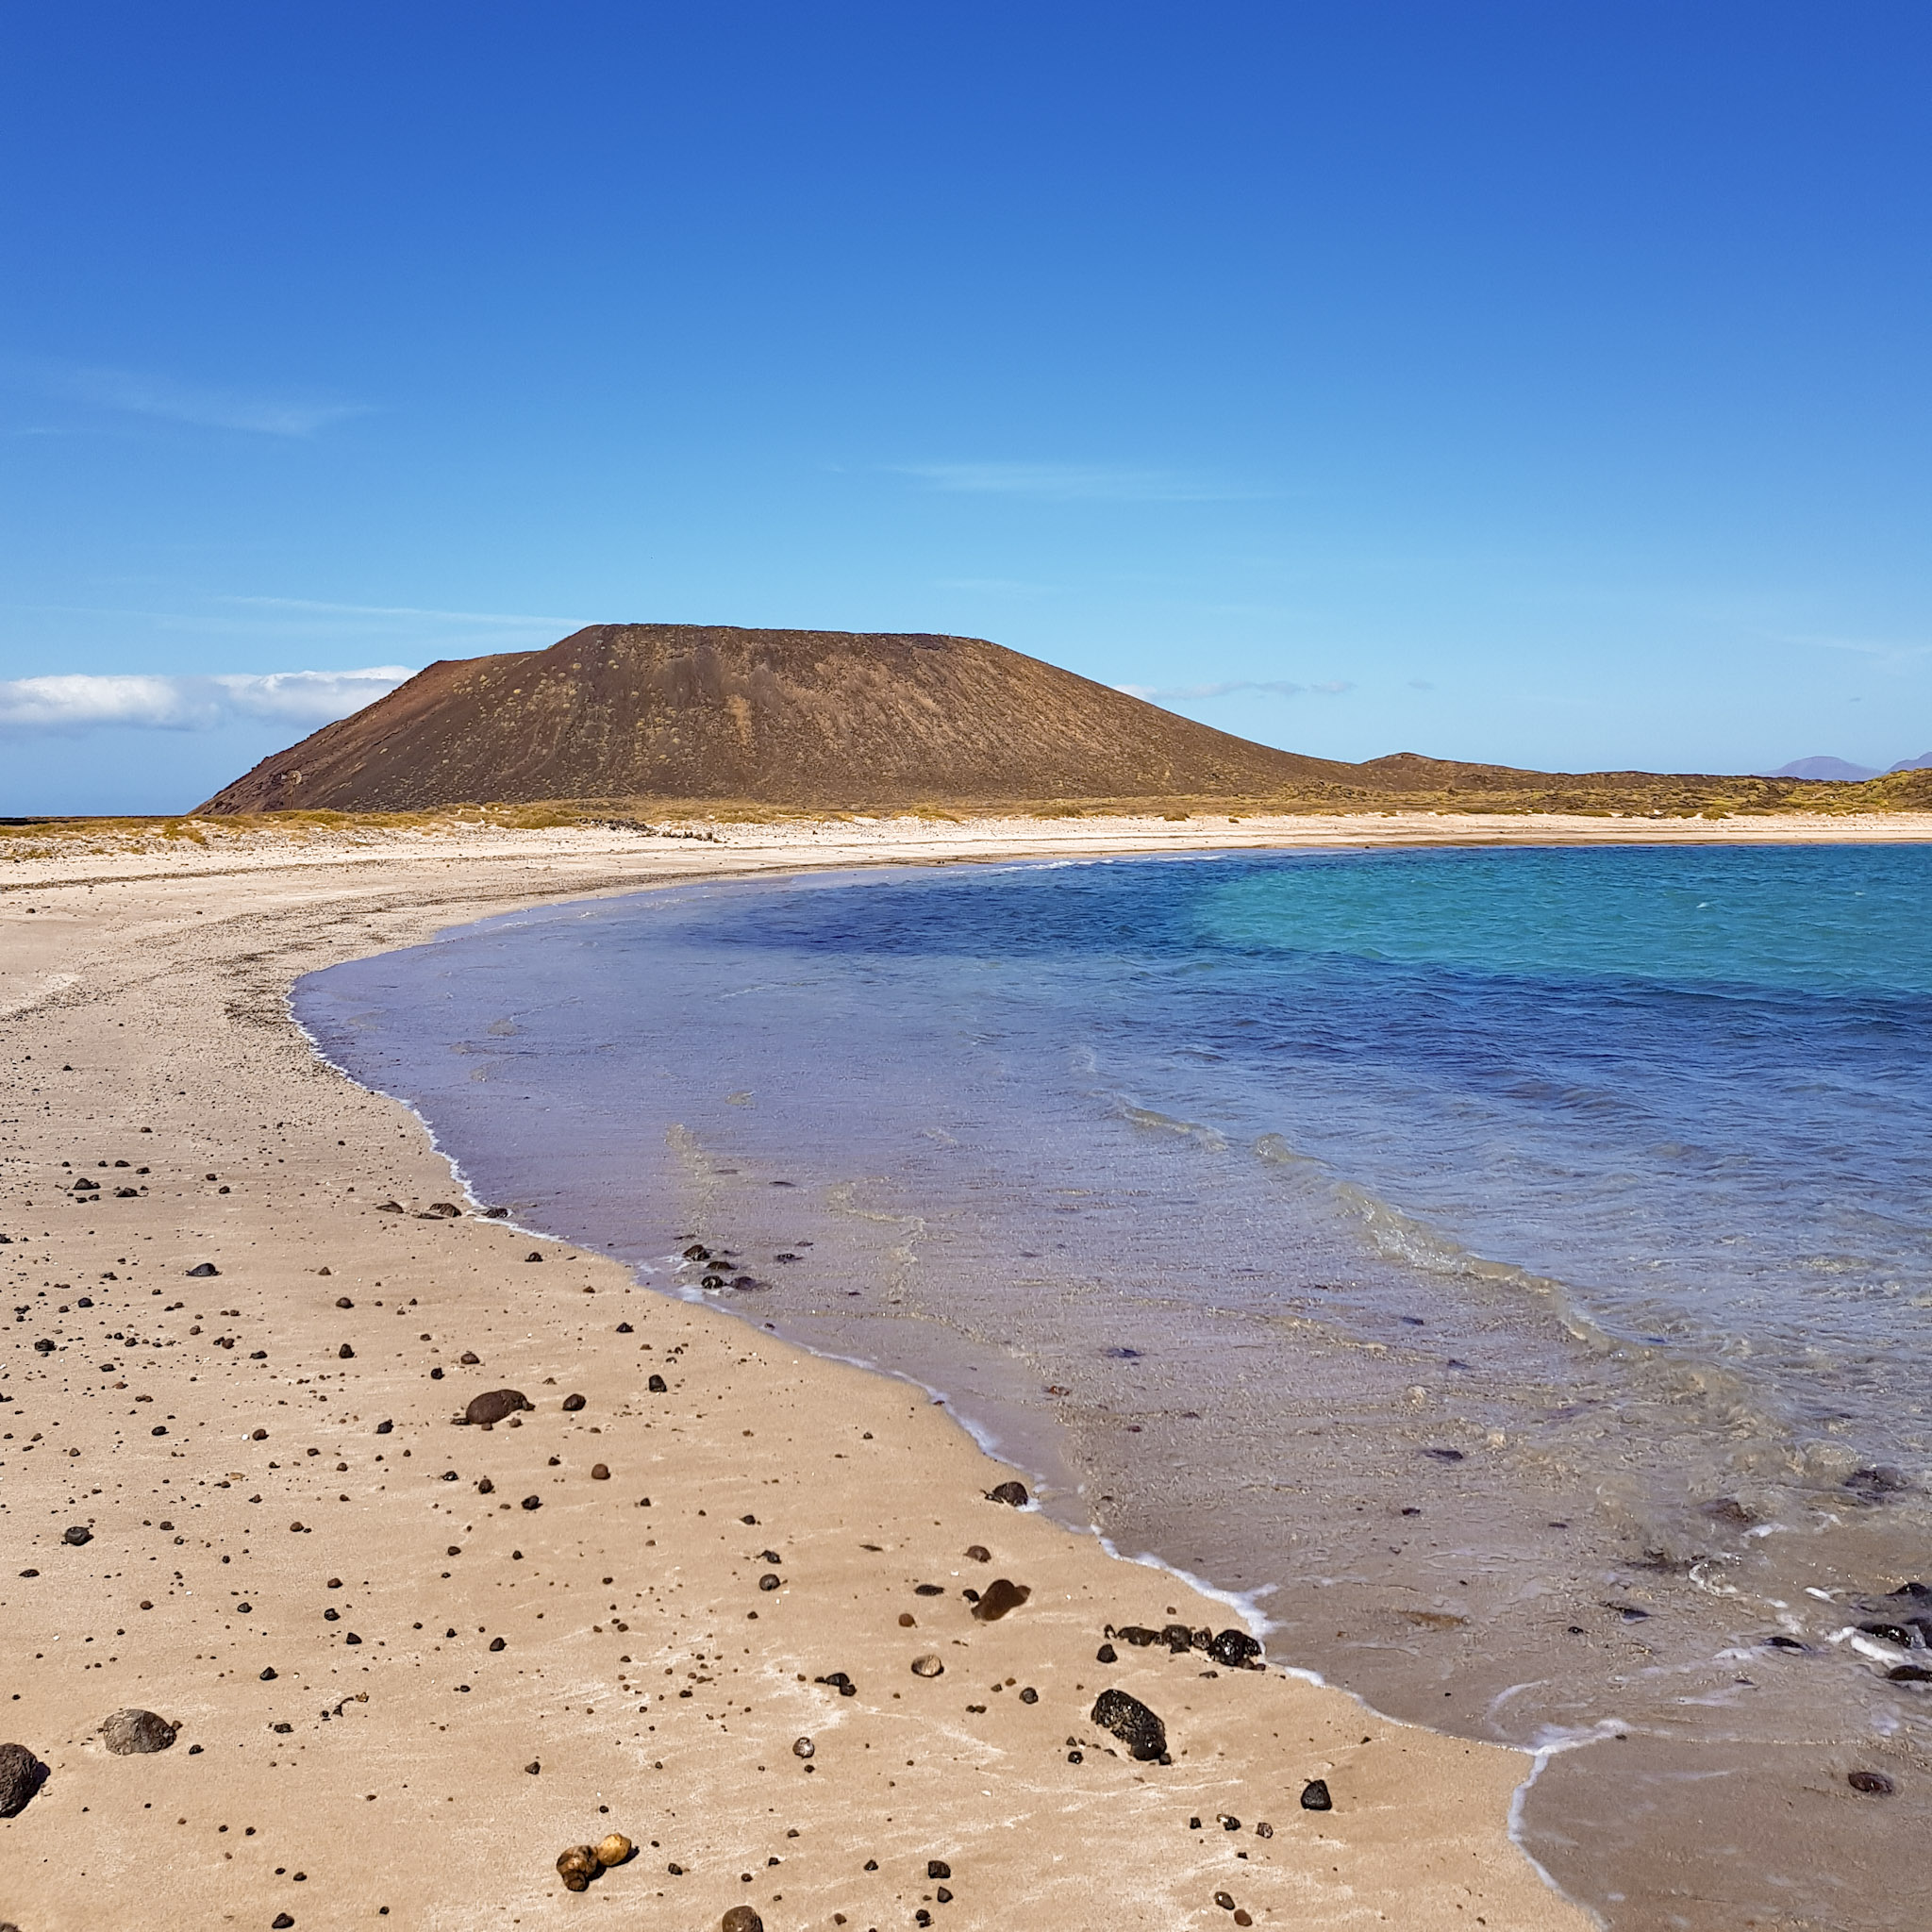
top-left (198, 623), bottom-right (1355, 812)
top-left (197, 621), bottom-right (1932, 819)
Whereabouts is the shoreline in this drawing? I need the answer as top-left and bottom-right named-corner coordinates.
top-left (1, 820), bottom-right (1599, 1931)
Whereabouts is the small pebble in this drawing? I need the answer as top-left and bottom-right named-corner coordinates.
top-left (910, 1655), bottom-right (945, 1678)
top-left (1301, 1778), bottom-right (1333, 1811)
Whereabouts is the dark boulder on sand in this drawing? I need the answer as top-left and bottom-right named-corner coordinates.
top-left (0, 1740), bottom-right (48, 1815)
top-left (1091, 1688), bottom-right (1168, 1762)
top-left (101, 1708), bottom-right (176, 1755)
top-left (463, 1389), bottom-right (531, 1426)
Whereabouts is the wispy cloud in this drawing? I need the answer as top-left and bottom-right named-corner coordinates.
top-left (220, 597), bottom-right (567, 626)
top-left (3, 355), bottom-right (367, 437)
top-left (0, 668), bottom-right (414, 735)
top-left (1116, 678), bottom-right (1354, 701)
top-left (892, 461), bottom-right (1261, 503)
top-left (1764, 628), bottom-right (1932, 673)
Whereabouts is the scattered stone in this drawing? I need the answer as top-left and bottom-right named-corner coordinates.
top-left (375, 1420), bottom-right (392, 1435)
top-left (338, 1343), bottom-right (354, 1359)
top-left (1215, 1893), bottom-right (1236, 1911)
top-left (526, 1760), bottom-right (541, 1774)
top-left (1846, 1466), bottom-right (1909, 1497)
top-left (910, 1656), bottom-right (945, 1678)
top-left (615, 1322), bottom-right (633, 1333)
top-left (186, 1263), bottom-right (219, 1277)
top-left (1254, 1822), bottom-right (1273, 1839)
top-left (557, 1843), bottom-right (599, 1890)
top-left (758, 1574), bottom-right (782, 1592)
top-left (972, 1578), bottom-right (1031, 1623)
top-left (1091, 1688), bottom-right (1167, 1761)
top-left (591, 1463), bottom-right (610, 1481)
top-left (259, 1668), bottom-right (277, 1681)
top-left (0, 1741), bottom-right (47, 1817)
top-left (490, 1638), bottom-right (506, 1652)
top-left (464, 1389), bottom-right (530, 1426)
top-left (792, 1737), bottom-right (814, 1758)
top-left (987, 1480), bottom-right (1029, 1507)
top-left (521, 1495), bottom-right (541, 1511)
top-left (1019, 1687), bottom-right (1038, 1703)
top-left (458, 1351), bottom-right (480, 1366)
top-left (648, 1374), bottom-right (669, 1393)
top-left (562, 1392), bottom-right (587, 1412)
top-left (101, 1708), bottom-right (176, 1755)
top-left (1886, 1665), bottom-right (1931, 1682)
top-left (1847, 1770), bottom-right (1896, 1794)
top-left (62, 1525), bottom-right (92, 1546)
top-left (1422, 1447), bottom-right (1465, 1462)
top-left (915, 1583), bottom-right (944, 1597)
top-left (964, 1544), bottom-right (991, 1562)
top-left (273, 1916), bottom-right (294, 1929)
top-left (927, 1859), bottom-right (952, 1880)
top-left (525, 1252), bottom-right (543, 1262)
top-left (476, 1478), bottom-right (494, 1494)
top-left (722, 1909), bottom-right (764, 1932)
top-left (595, 1833), bottom-right (633, 1866)
top-left (1207, 1627), bottom-right (1263, 1670)
top-left (335, 1296), bottom-right (354, 1308)
top-left (1300, 1778), bottom-right (1333, 1810)
top-left (252, 1428), bottom-right (269, 1441)
top-left (1096, 1642), bottom-right (1117, 1663)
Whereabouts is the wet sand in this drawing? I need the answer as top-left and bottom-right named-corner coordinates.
top-left (5, 808), bottom-right (1927, 1929)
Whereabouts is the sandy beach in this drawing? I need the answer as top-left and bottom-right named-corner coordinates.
top-left (6, 808), bottom-right (1929, 1931)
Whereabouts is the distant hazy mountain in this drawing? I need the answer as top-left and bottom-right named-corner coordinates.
top-left (1886, 751), bottom-right (1932, 774)
top-left (1763, 756), bottom-right (1881, 781)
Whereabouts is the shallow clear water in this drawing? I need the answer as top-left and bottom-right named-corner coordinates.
top-left (298, 845), bottom-right (1932, 1931)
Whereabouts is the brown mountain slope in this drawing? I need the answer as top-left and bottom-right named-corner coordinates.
top-left (199, 623), bottom-right (1357, 811)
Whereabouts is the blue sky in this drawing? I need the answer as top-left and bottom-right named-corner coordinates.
top-left (3, 1), bottom-right (1928, 812)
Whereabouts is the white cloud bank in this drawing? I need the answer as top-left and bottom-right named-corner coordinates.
top-left (0, 667), bottom-right (416, 734)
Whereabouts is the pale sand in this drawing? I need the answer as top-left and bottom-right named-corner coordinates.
top-left (8, 808), bottom-right (1922, 1930)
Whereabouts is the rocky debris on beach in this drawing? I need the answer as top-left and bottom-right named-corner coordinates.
top-left (1301, 1778), bottom-right (1333, 1810)
top-left (1091, 1688), bottom-right (1169, 1761)
top-left (0, 1741), bottom-right (48, 1816)
top-left (1103, 1620), bottom-right (1264, 1669)
top-left (722, 1908), bottom-right (765, 1932)
top-left (1847, 1770), bottom-right (1896, 1795)
top-left (101, 1707), bottom-right (176, 1754)
top-left (986, 1479), bottom-right (1029, 1507)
